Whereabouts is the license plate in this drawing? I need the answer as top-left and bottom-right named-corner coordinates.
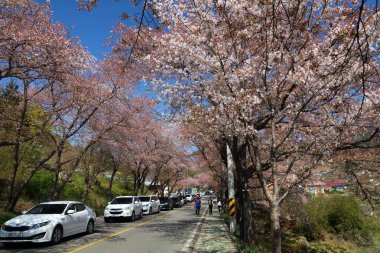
top-left (6, 232), bottom-right (22, 238)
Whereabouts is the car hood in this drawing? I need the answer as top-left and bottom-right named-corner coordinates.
top-left (5, 214), bottom-right (62, 227)
top-left (107, 204), bottom-right (131, 209)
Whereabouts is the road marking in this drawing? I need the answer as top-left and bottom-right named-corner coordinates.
top-left (68, 210), bottom-right (177, 253)
top-left (181, 207), bottom-right (207, 253)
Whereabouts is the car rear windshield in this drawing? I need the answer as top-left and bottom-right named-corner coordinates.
top-left (26, 204), bottom-right (67, 214)
top-left (111, 197), bottom-right (132, 204)
top-left (159, 197), bottom-right (168, 202)
top-left (139, 197), bottom-right (150, 202)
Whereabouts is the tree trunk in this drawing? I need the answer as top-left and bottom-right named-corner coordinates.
top-left (48, 171), bottom-right (60, 200)
top-left (5, 143), bottom-right (20, 211)
top-left (52, 169), bottom-right (76, 200)
top-left (49, 145), bottom-right (64, 200)
top-left (270, 202), bottom-right (281, 253)
top-left (82, 179), bottom-right (91, 203)
top-left (5, 83), bottom-right (28, 211)
top-left (108, 163), bottom-right (118, 196)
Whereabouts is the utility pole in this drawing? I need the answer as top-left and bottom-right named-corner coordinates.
top-left (227, 140), bottom-right (236, 233)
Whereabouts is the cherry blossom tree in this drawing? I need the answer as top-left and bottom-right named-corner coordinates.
top-left (0, 0), bottom-right (95, 211)
top-left (113, 1), bottom-right (380, 251)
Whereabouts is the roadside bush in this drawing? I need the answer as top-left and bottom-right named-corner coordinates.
top-left (25, 170), bottom-right (53, 201)
top-left (296, 194), bottom-right (376, 245)
top-left (61, 182), bottom-right (84, 201)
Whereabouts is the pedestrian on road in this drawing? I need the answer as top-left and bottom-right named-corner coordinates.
top-left (217, 200), bottom-right (222, 214)
top-left (208, 199), bottom-right (213, 215)
top-left (194, 196), bottom-right (201, 215)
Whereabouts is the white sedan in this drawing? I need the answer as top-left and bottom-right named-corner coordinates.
top-left (0, 201), bottom-right (96, 245)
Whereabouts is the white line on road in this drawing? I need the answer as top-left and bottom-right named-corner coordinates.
top-left (181, 207), bottom-right (207, 253)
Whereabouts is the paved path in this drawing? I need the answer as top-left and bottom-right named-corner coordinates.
top-left (192, 206), bottom-right (238, 253)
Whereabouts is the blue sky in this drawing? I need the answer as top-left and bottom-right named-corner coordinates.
top-left (39, 0), bottom-right (378, 62)
top-left (36, 0), bottom-right (140, 60)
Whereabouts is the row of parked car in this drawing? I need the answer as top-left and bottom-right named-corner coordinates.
top-left (0, 194), bottom-right (193, 246)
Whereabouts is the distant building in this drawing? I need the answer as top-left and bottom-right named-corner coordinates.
top-left (306, 179), bottom-right (347, 196)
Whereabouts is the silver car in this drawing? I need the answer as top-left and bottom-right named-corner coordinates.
top-left (0, 201), bottom-right (96, 245)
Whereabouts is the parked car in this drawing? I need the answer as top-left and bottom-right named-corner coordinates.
top-left (0, 201), bottom-right (96, 245)
top-left (140, 195), bottom-right (160, 215)
top-left (104, 196), bottom-right (143, 222)
top-left (204, 191), bottom-right (212, 196)
top-left (170, 196), bottom-right (182, 207)
top-left (178, 196), bottom-right (186, 205)
top-left (158, 197), bottom-right (173, 210)
top-left (185, 194), bottom-right (193, 202)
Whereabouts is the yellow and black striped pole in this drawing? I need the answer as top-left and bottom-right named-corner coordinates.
top-left (228, 198), bottom-right (236, 217)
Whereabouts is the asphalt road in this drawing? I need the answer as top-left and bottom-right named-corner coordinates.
top-left (0, 203), bottom-right (206, 253)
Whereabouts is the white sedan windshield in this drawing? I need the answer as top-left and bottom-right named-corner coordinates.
top-left (26, 204), bottom-right (67, 214)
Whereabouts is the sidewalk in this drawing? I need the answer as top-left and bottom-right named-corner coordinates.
top-left (192, 208), bottom-right (238, 253)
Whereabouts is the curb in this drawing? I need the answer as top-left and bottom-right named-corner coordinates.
top-left (220, 214), bottom-right (239, 253)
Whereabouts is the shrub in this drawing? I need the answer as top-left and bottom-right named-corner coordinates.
top-left (61, 182), bottom-right (84, 201)
top-left (25, 170), bottom-right (53, 201)
top-left (296, 194), bottom-right (376, 245)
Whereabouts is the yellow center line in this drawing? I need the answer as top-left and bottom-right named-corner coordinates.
top-left (68, 210), bottom-right (177, 253)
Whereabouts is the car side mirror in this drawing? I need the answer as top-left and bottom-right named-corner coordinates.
top-left (135, 201), bottom-right (138, 204)
top-left (21, 210), bottom-right (27, 214)
top-left (67, 210), bottom-right (75, 215)
top-left (151, 200), bottom-right (155, 202)
top-left (108, 202), bottom-right (111, 205)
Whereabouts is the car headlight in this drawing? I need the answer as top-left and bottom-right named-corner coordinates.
top-left (124, 206), bottom-right (131, 210)
top-left (105, 207), bottom-right (109, 211)
top-left (30, 221), bottom-right (50, 230)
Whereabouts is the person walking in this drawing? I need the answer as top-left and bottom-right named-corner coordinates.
top-left (194, 196), bottom-right (201, 215)
top-left (217, 200), bottom-right (222, 214)
top-left (208, 198), bottom-right (213, 215)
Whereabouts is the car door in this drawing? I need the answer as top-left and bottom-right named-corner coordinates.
top-left (63, 204), bottom-right (78, 236)
top-left (75, 204), bottom-right (88, 233)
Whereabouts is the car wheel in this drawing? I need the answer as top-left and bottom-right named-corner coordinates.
top-left (104, 217), bottom-right (110, 223)
top-left (149, 207), bottom-right (152, 215)
top-left (139, 210), bottom-right (143, 219)
top-left (50, 226), bottom-right (62, 245)
top-left (86, 220), bottom-right (94, 234)
top-left (158, 206), bottom-right (160, 213)
top-left (130, 211), bottom-right (135, 222)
